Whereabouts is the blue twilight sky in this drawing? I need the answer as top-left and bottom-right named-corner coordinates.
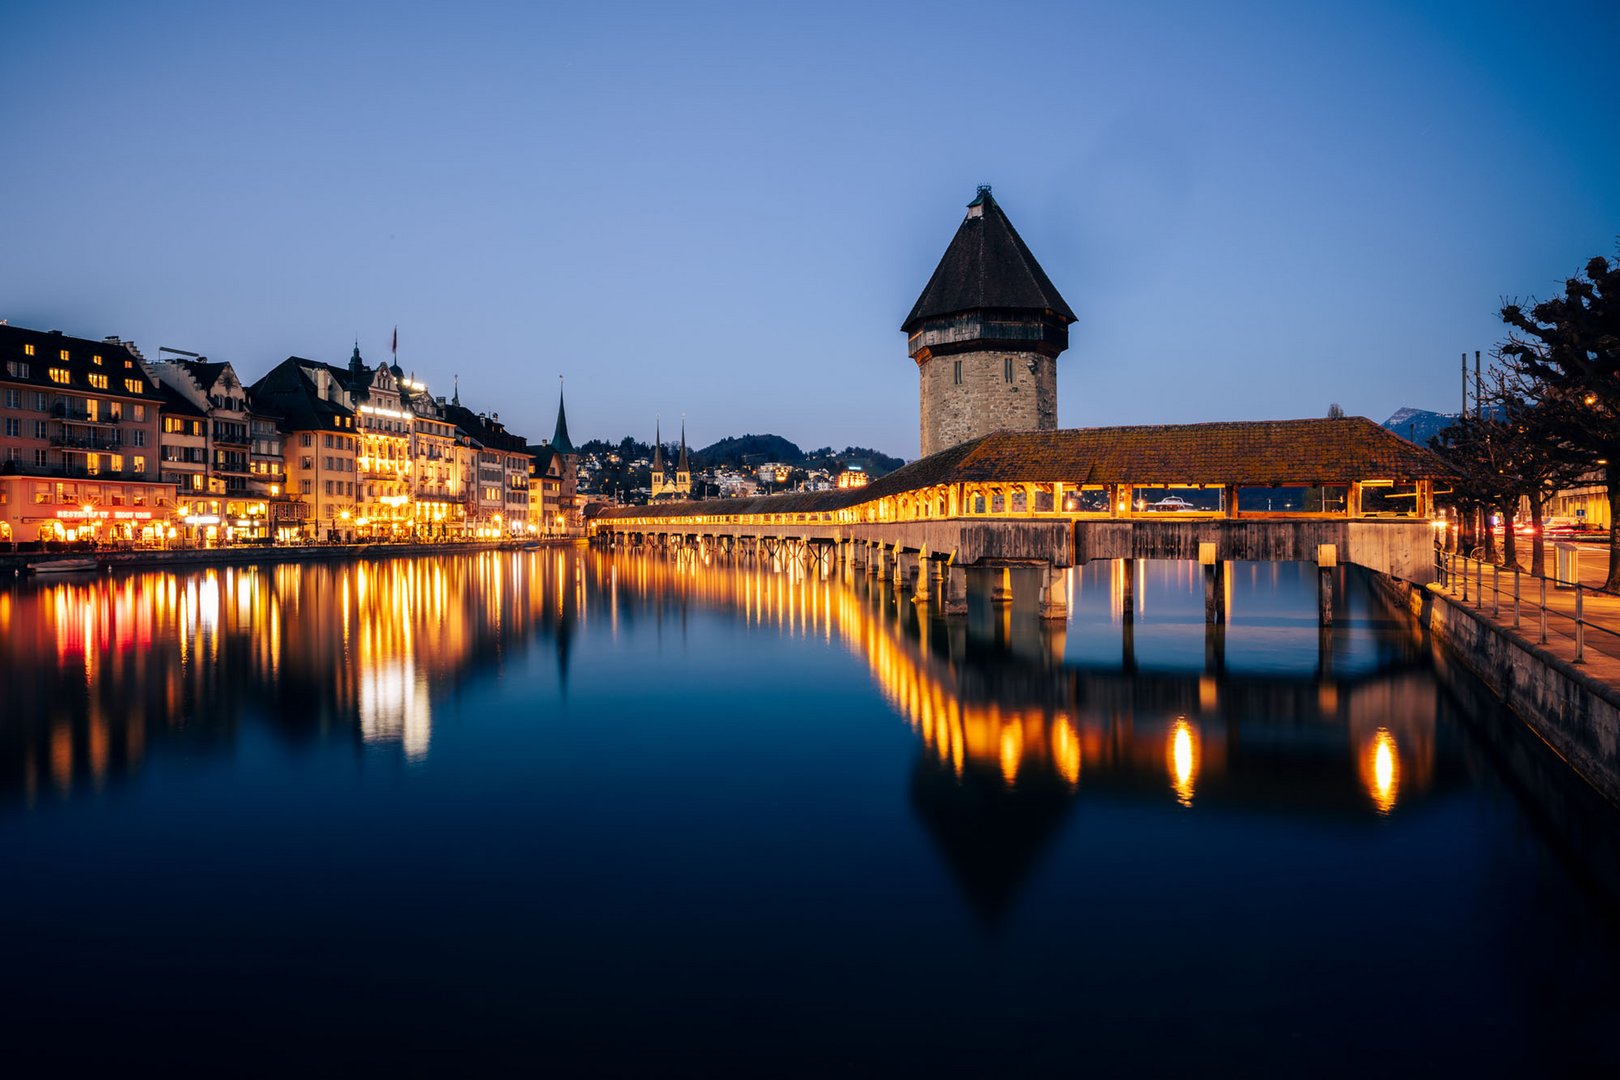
top-left (2, 0), bottom-right (1617, 459)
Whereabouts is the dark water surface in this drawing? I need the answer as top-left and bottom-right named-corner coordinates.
top-left (2, 549), bottom-right (1618, 1076)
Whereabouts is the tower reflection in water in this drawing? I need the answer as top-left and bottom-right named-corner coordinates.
top-left (2, 548), bottom-right (1446, 919)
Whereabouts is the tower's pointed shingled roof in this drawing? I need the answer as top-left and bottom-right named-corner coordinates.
top-left (677, 420), bottom-right (689, 474)
top-left (651, 419), bottom-right (664, 473)
top-left (902, 187), bottom-right (1075, 332)
top-left (551, 383), bottom-right (574, 455)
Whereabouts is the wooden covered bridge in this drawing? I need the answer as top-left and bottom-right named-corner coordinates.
top-left (588, 417), bottom-right (1449, 620)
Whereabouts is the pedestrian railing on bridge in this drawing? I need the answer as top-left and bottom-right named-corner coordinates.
top-left (1435, 547), bottom-right (1620, 664)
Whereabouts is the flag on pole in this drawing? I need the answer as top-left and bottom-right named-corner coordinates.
top-left (391, 326), bottom-right (398, 358)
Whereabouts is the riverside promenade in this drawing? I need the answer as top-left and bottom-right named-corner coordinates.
top-left (1440, 544), bottom-right (1620, 673)
top-left (1404, 541), bottom-right (1620, 804)
top-left (1, 537), bottom-right (582, 577)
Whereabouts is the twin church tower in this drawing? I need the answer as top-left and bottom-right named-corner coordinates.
top-left (904, 186), bottom-right (1075, 459)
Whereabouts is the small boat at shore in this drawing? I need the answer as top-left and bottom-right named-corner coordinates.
top-left (28, 558), bottom-right (100, 575)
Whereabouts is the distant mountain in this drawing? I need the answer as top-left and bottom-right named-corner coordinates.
top-left (1383, 407), bottom-right (1460, 444)
top-left (1382, 406), bottom-right (1505, 445)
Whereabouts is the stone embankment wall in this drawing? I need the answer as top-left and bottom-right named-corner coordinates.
top-left (1379, 577), bottom-right (1620, 805)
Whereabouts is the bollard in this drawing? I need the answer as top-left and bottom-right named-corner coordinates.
top-left (1575, 585), bottom-right (1585, 663)
top-left (1539, 576), bottom-right (1548, 644)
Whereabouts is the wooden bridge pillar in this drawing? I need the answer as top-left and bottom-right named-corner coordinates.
top-left (991, 566), bottom-right (1013, 604)
top-left (1205, 620), bottom-right (1226, 672)
top-left (1200, 543), bottom-right (1226, 625)
top-left (942, 564), bottom-right (968, 617)
top-left (913, 553), bottom-right (932, 605)
top-left (1317, 544), bottom-right (1336, 626)
top-left (1038, 564), bottom-right (1069, 621)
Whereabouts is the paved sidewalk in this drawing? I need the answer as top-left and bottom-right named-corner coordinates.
top-left (1437, 544), bottom-right (1620, 682)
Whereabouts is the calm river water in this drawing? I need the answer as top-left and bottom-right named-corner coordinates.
top-left (2, 549), bottom-right (1618, 1076)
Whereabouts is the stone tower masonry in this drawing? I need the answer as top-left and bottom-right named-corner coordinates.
top-left (903, 187), bottom-right (1076, 459)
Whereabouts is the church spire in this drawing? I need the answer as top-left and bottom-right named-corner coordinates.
top-left (551, 377), bottom-right (575, 455)
top-left (677, 418), bottom-right (690, 476)
top-left (651, 418), bottom-right (664, 474)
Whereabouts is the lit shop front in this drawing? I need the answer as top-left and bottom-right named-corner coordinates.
top-left (173, 500), bottom-right (274, 544)
top-left (0, 475), bottom-right (176, 544)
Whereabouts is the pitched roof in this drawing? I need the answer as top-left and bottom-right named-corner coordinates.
top-left (595, 417), bottom-right (1449, 521)
top-left (248, 358), bottom-right (356, 433)
top-left (0, 324), bottom-right (158, 398)
top-left (153, 380), bottom-right (207, 418)
top-left (902, 187), bottom-right (1075, 332)
top-left (175, 359), bottom-right (231, 389)
top-left (444, 403), bottom-right (527, 452)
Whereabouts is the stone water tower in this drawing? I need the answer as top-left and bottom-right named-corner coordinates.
top-left (903, 187), bottom-right (1075, 458)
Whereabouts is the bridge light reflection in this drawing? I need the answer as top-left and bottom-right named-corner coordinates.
top-left (1168, 716), bottom-right (1199, 807)
top-left (1366, 726), bottom-right (1400, 814)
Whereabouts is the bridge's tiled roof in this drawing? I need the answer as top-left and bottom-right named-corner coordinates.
top-left (593, 417), bottom-right (1448, 521)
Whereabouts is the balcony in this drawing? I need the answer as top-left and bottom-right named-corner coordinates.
top-left (30, 464), bottom-right (158, 481)
top-left (51, 433), bottom-right (123, 451)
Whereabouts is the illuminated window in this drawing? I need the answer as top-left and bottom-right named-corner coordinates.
top-left (23, 344), bottom-right (35, 356)
top-left (124, 379), bottom-right (143, 394)
top-left (58, 349), bottom-right (69, 361)
top-left (133, 456), bottom-right (146, 474)
top-left (92, 354), bottom-right (103, 366)
top-left (88, 373), bottom-right (109, 390)
top-left (132, 404), bottom-right (145, 421)
top-left (109, 454), bottom-right (124, 472)
top-left (48, 367), bottom-right (71, 385)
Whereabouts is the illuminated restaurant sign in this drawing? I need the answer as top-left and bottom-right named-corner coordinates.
top-left (55, 509), bottom-right (154, 521)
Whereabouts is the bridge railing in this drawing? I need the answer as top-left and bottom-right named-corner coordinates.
top-left (1435, 547), bottom-right (1620, 664)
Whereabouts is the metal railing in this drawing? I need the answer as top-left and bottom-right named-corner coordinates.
top-left (1436, 547), bottom-right (1620, 664)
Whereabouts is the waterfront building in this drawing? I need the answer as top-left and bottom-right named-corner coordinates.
top-left (904, 186), bottom-right (1076, 458)
top-left (152, 382), bottom-right (209, 497)
top-left (838, 465), bottom-right (869, 489)
top-left (400, 379), bottom-right (466, 539)
top-left (1547, 470), bottom-right (1612, 531)
top-left (0, 325), bottom-right (173, 543)
top-left (649, 420), bottom-right (692, 501)
top-left (144, 356), bottom-right (284, 540)
top-left (527, 385), bottom-right (579, 534)
top-left (250, 358), bottom-right (359, 540)
top-left (445, 402), bottom-right (531, 536)
top-left (340, 346), bottom-right (414, 538)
